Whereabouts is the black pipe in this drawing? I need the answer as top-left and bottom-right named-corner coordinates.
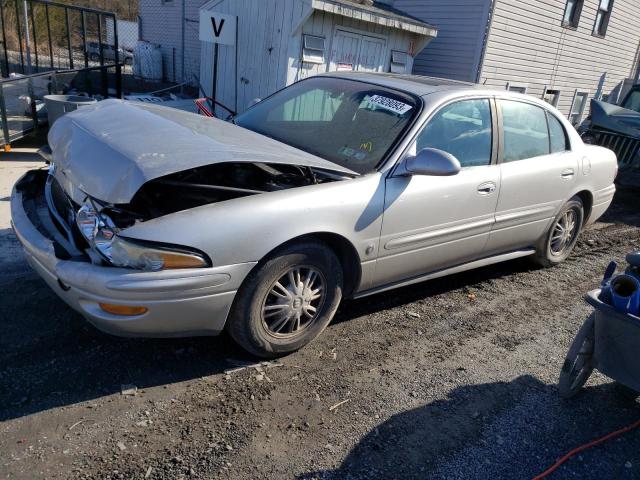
top-left (80, 10), bottom-right (87, 68)
top-left (30, 1), bottom-right (38, 71)
top-left (14, 0), bottom-right (24, 73)
top-left (64, 7), bottom-right (73, 69)
top-left (45, 2), bottom-right (53, 69)
top-left (0, 2), bottom-right (9, 77)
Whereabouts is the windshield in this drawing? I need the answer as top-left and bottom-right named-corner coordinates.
top-left (235, 77), bottom-right (419, 174)
top-left (622, 89), bottom-right (640, 113)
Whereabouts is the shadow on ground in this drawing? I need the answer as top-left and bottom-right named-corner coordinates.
top-left (301, 376), bottom-right (640, 480)
top-left (1, 181), bottom-right (638, 423)
top-left (0, 234), bottom-right (536, 422)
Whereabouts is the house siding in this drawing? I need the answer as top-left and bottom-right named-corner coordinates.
top-left (394, 0), bottom-right (493, 82)
top-left (479, 0), bottom-right (640, 118)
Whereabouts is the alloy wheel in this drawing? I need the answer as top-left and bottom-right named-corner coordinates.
top-left (550, 209), bottom-right (578, 255)
top-left (261, 266), bottom-right (326, 338)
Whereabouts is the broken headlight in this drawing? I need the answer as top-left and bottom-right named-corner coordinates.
top-left (76, 200), bottom-right (208, 271)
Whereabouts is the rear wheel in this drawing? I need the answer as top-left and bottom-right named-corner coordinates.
top-left (533, 196), bottom-right (583, 267)
top-left (227, 241), bottom-right (343, 358)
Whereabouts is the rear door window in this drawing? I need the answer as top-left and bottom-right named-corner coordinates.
top-left (500, 100), bottom-right (550, 162)
top-left (547, 112), bottom-right (570, 153)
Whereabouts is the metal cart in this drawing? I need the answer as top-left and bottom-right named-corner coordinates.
top-left (559, 289), bottom-right (640, 398)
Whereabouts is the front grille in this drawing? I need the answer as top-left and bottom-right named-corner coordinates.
top-left (45, 175), bottom-right (87, 253)
top-left (592, 129), bottom-right (640, 167)
top-left (50, 177), bottom-right (73, 223)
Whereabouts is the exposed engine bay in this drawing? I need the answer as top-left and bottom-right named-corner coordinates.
top-left (106, 162), bottom-right (348, 228)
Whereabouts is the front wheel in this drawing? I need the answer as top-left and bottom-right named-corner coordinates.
top-left (558, 314), bottom-right (595, 398)
top-left (227, 241), bottom-right (343, 358)
top-left (533, 196), bottom-right (584, 267)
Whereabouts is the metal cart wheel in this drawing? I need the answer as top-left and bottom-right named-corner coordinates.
top-left (559, 313), bottom-right (596, 398)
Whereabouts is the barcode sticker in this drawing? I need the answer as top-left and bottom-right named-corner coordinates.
top-left (367, 95), bottom-right (413, 115)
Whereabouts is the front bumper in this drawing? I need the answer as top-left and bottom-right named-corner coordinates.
top-left (10, 170), bottom-right (256, 337)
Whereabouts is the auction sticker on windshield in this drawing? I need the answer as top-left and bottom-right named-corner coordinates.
top-left (367, 95), bottom-right (413, 115)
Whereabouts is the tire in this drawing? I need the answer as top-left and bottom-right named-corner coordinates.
top-left (558, 314), bottom-right (595, 398)
top-left (533, 196), bottom-right (584, 267)
top-left (89, 53), bottom-right (100, 62)
top-left (227, 241), bottom-right (343, 358)
top-left (613, 382), bottom-right (640, 400)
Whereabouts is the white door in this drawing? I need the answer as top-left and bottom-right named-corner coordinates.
top-left (330, 30), bottom-right (385, 73)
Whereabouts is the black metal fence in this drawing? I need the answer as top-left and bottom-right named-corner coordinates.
top-left (0, 0), bottom-right (122, 94)
top-left (0, 64), bottom-right (122, 146)
top-left (0, 0), bottom-right (127, 147)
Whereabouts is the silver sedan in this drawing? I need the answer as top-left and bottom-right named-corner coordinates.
top-left (11, 73), bottom-right (617, 357)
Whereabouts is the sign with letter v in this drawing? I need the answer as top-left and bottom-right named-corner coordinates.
top-left (199, 11), bottom-right (237, 45)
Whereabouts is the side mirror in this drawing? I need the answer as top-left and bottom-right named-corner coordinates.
top-left (397, 148), bottom-right (461, 176)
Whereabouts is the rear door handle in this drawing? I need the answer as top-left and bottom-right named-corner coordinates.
top-left (561, 169), bottom-right (575, 179)
top-left (477, 182), bottom-right (497, 195)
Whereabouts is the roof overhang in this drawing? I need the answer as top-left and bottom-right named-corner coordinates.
top-left (311, 0), bottom-right (438, 38)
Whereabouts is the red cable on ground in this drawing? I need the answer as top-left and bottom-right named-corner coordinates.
top-left (533, 419), bottom-right (640, 480)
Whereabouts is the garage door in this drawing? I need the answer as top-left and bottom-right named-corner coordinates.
top-left (329, 30), bottom-right (386, 73)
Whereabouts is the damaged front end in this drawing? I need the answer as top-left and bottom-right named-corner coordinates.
top-left (36, 98), bottom-right (355, 271)
top-left (40, 160), bottom-right (347, 272)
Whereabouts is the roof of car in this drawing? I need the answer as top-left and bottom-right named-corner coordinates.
top-left (317, 72), bottom-right (479, 96)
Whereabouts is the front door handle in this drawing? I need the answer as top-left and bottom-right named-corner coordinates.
top-left (477, 182), bottom-right (497, 195)
top-left (561, 169), bottom-right (575, 179)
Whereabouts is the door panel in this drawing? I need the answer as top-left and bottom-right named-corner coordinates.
top-left (486, 100), bottom-right (579, 254)
top-left (485, 153), bottom-right (578, 254)
top-left (374, 166), bottom-right (501, 287)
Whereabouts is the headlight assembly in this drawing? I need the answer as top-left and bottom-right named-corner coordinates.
top-left (110, 236), bottom-right (209, 271)
top-left (75, 199), bottom-right (208, 271)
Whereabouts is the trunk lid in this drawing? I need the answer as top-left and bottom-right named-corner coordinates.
top-left (48, 99), bottom-right (356, 204)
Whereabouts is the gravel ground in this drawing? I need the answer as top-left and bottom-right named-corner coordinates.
top-left (1, 160), bottom-right (640, 479)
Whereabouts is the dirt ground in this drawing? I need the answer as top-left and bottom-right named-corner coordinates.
top-left (2, 156), bottom-right (640, 479)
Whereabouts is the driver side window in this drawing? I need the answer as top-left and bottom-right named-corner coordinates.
top-left (415, 99), bottom-right (493, 168)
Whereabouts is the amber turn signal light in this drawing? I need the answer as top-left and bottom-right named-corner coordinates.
top-left (99, 303), bottom-right (149, 316)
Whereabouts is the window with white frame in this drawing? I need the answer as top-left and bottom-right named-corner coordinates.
top-left (593, 0), bottom-right (614, 37)
top-left (390, 51), bottom-right (408, 74)
top-left (506, 82), bottom-right (528, 94)
top-left (562, 0), bottom-right (584, 28)
top-left (543, 88), bottom-right (561, 107)
top-left (569, 91), bottom-right (589, 125)
top-left (302, 35), bottom-right (325, 64)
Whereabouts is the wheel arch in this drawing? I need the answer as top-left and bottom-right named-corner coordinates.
top-left (249, 232), bottom-right (363, 299)
top-left (573, 190), bottom-right (593, 224)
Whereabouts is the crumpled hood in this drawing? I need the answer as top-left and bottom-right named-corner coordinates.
top-left (48, 99), bottom-right (356, 204)
top-left (590, 99), bottom-right (640, 138)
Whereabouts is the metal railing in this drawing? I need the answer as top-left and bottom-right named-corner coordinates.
top-left (1, 0), bottom-right (122, 94)
top-left (0, 0), bottom-right (124, 147)
top-left (0, 63), bottom-right (120, 146)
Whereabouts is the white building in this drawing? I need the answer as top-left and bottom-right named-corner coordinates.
top-left (138, 0), bottom-right (436, 113)
top-left (396, 0), bottom-right (640, 125)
